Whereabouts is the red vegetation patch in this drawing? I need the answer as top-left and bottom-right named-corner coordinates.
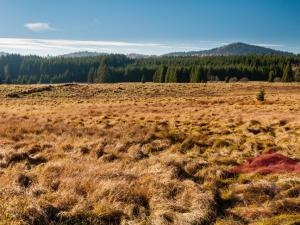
top-left (230, 152), bottom-right (300, 175)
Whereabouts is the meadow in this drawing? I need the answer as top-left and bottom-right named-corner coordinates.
top-left (0, 82), bottom-right (299, 225)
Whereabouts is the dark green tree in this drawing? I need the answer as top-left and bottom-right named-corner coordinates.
top-left (153, 65), bottom-right (167, 83)
top-left (190, 66), bottom-right (205, 83)
top-left (295, 68), bottom-right (300, 82)
top-left (141, 74), bottom-right (145, 83)
top-left (97, 58), bottom-right (113, 83)
top-left (282, 64), bottom-right (294, 82)
top-left (268, 70), bottom-right (275, 82)
top-left (87, 67), bottom-right (95, 83)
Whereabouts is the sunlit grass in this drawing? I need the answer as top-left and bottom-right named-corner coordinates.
top-left (0, 82), bottom-right (299, 224)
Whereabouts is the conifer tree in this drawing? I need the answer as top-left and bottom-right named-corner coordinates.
top-left (165, 67), bottom-right (174, 83)
top-left (153, 65), bottom-right (167, 83)
top-left (98, 58), bottom-right (113, 83)
top-left (295, 68), bottom-right (300, 82)
top-left (282, 64), bottom-right (294, 82)
top-left (87, 67), bottom-right (95, 83)
top-left (169, 67), bottom-right (179, 83)
top-left (268, 70), bottom-right (274, 82)
top-left (190, 66), bottom-right (204, 83)
top-left (141, 74), bottom-right (145, 83)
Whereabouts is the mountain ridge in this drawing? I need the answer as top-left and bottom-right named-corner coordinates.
top-left (59, 51), bottom-right (107, 58)
top-left (164, 42), bottom-right (293, 57)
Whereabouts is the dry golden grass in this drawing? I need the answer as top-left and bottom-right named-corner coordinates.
top-left (0, 82), bottom-right (299, 225)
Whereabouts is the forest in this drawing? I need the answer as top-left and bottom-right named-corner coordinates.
top-left (0, 54), bottom-right (299, 84)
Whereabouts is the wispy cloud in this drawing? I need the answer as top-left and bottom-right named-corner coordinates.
top-left (0, 38), bottom-right (290, 55)
top-left (0, 38), bottom-right (208, 56)
top-left (24, 23), bottom-right (55, 32)
top-left (252, 43), bottom-right (283, 48)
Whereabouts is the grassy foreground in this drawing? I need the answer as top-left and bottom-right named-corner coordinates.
top-left (0, 83), bottom-right (299, 225)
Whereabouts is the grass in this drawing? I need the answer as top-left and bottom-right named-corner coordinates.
top-left (0, 82), bottom-right (299, 224)
top-left (253, 214), bottom-right (300, 225)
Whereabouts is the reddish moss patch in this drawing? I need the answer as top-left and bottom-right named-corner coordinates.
top-left (230, 152), bottom-right (300, 175)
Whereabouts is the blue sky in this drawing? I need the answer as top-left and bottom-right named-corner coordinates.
top-left (0, 0), bottom-right (299, 55)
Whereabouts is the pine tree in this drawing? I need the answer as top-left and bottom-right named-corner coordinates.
top-left (87, 67), bottom-right (95, 83)
top-left (98, 58), bottom-right (113, 83)
top-left (190, 66), bottom-right (204, 83)
top-left (141, 74), bottom-right (145, 83)
top-left (268, 70), bottom-right (274, 82)
top-left (153, 70), bottom-right (159, 83)
top-left (160, 66), bottom-right (168, 83)
top-left (295, 68), bottom-right (300, 82)
top-left (180, 67), bottom-right (190, 83)
top-left (282, 64), bottom-right (294, 82)
top-left (207, 68), bottom-right (213, 81)
top-left (153, 65), bottom-right (167, 83)
top-left (169, 67), bottom-right (179, 83)
top-left (165, 67), bottom-right (174, 83)
top-left (202, 68), bottom-right (208, 83)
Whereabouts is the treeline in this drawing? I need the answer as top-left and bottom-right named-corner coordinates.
top-left (0, 54), bottom-right (299, 84)
top-left (0, 54), bottom-right (131, 84)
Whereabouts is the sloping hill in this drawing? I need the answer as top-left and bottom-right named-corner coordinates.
top-left (165, 42), bottom-right (293, 57)
top-left (60, 51), bottom-right (107, 58)
top-left (61, 52), bottom-right (152, 59)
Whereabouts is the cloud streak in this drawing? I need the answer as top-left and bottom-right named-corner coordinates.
top-left (0, 38), bottom-right (204, 56)
top-left (0, 38), bottom-right (286, 56)
top-left (25, 23), bottom-right (54, 32)
top-left (252, 43), bottom-right (283, 48)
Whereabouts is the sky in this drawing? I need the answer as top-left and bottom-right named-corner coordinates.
top-left (0, 0), bottom-right (299, 56)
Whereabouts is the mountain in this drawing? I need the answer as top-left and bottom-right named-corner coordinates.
top-left (164, 42), bottom-right (293, 57)
top-left (60, 51), bottom-right (107, 58)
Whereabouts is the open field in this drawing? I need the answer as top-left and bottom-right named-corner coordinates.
top-left (0, 83), bottom-right (299, 225)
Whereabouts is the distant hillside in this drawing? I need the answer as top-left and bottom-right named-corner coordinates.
top-left (0, 52), bottom-right (8, 57)
top-left (127, 53), bottom-right (155, 59)
top-left (164, 42), bottom-right (293, 57)
top-left (60, 51), bottom-right (107, 58)
top-left (61, 52), bottom-right (153, 59)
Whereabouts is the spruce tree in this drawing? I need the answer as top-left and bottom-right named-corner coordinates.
top-left (170, 68), bottom-right (179, 83)
top-left (87, 67), bottom-right (95, 83)
top-left (141, 74), bottom-right (145, 83)
top-left (295, 68), bottom-right (300, 82)
top-left (159, 66), bottom-right (167, 83)
top-left (153, 65), bottom-right (167, 83)
top-left (202, 68), bottom-right (208, 83)
top-left (98, 58), bottom-right (112, 83)
top-left (268, 70), bottom-right (274, 82)
top-left (282, 64), bottom-right (294, 82)
top-left (190, 66), bottom-right (204, 83)
top-left (190, 67), bottom-right (198, 83)
top-left (165, 67), bottom-right (174, 83)
top-left (207, 68), bottom-right (213, 81)
top-left (153, 70), bottom-right (159, 83)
